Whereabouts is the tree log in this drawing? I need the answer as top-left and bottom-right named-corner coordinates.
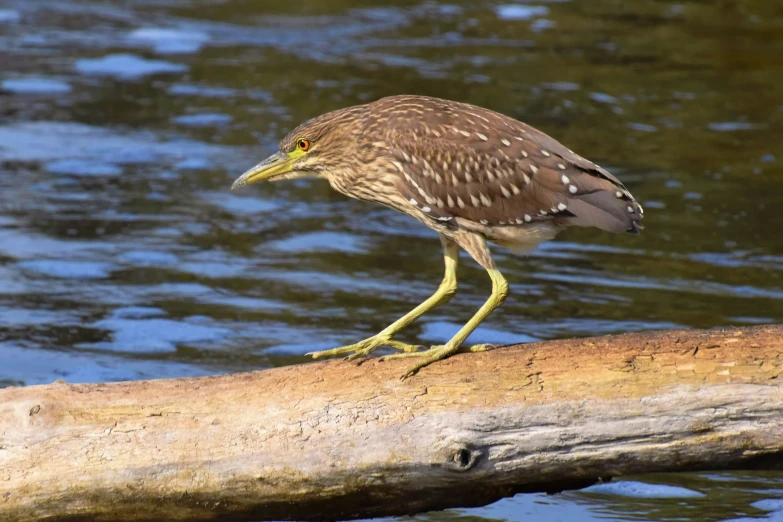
top-left (1, 325), bottom-right (782, 522)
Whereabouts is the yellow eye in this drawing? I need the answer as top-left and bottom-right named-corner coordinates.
top-left (297, 138), bottom-right (311, 152)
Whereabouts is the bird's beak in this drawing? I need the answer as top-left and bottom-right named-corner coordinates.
top-left (231, 152), bottom-right (292, 190)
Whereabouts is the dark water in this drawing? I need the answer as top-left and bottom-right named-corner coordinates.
top-left (1, 0), bottom-right (782, 520)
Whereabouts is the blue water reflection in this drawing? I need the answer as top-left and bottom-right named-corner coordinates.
top-left (1, 0), bottom-right (782, 520)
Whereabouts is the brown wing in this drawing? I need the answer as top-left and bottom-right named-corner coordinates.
top-left (372, 96), bottom-right (643, 234)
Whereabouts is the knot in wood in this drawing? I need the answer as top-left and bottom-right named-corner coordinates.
top-left (444, 445), bottom-right (481, 472)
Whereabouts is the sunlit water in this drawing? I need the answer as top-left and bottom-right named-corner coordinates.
top-left (1, 1), bottom-right (782, 520)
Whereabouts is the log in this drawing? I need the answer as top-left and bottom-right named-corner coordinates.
top-left (1, 325), bottom-right (782, 522)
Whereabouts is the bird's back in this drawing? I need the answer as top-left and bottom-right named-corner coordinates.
top-left (362, 95), bottom-right (643, 237)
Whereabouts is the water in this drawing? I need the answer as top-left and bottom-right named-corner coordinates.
top-left (1, 0), bottom-right (782, 520)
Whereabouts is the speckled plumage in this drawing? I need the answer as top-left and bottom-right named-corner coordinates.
top-left (279, 94), bottom-right (643, 266)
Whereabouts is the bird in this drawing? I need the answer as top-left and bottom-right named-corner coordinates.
top-left (231, 95), bottom-right (643, 379)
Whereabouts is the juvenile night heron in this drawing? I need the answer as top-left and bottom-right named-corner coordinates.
top-left (232, 95), bottom-right (643, 378)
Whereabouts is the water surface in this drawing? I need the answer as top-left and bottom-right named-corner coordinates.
top-left (1, 0), bottom-right (782, 520)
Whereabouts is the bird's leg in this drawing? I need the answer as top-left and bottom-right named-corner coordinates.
top-left (306, 237), bottom-right (460, 361)
top-left (382, 267), bottom-right (508, 379)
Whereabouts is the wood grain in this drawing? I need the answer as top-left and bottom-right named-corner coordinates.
top-left (1, 325), bottom-right (782, 522)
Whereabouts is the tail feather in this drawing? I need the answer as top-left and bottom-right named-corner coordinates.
top-left (567, 190), bottom-right (644, 234)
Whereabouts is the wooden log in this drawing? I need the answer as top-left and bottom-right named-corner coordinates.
top-left (1, 325), bottom-right (782, 522)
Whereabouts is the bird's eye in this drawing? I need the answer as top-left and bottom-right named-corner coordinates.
top-left (297, 139), bottom-right (311, 152)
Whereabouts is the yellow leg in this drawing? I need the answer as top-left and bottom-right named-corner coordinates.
top-left (307, 238), bottom-right (460, 360)
top-left (382, 267), bottom-right (509, 379)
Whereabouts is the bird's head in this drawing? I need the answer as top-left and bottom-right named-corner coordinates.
top-left (231, 107), bottom-right (363, 190)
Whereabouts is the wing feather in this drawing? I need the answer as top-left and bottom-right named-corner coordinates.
top-left (368, 96), bottom-right (643, 234)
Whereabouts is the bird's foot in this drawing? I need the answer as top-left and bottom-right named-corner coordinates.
top-left (306, 336), bottom-right (423, 361)
top-left (380, 343), bottom-right (490, 361)
top-left (381, 343), bottom-right (494, 379)
top-left (458, 343), bottom-right (494, 353)
top-left (377, 342), bottom-right (466, 379)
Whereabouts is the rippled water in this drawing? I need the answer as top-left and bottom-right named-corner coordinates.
top-left (1, 0), bottom-right (782, 520)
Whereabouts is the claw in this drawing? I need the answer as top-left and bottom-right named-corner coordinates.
top-left (400, 367), bottom-right (421, 381)
top-left (345, 350), bottom-right (372, 362)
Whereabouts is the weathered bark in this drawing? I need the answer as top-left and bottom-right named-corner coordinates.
top-left (1, 325), bottom-right (782, 522)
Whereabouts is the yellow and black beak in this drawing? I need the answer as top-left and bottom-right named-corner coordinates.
top-left (231, 152), bottom-right (293, 190)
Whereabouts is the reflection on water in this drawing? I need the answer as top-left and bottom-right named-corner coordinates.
top-left (1, 0), bottom-right (781, 520)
